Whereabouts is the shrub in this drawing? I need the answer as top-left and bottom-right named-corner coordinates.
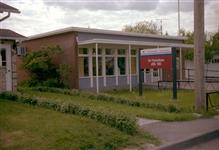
top-left (18, 87), bottom-right (185, 113)
top-left (0, 92), bottom-right (137, 135)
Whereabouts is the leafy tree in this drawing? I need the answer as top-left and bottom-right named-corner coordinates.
top-left (122, 21), bottom-right (161, 35)
top-left (22, 45), bottom-right (68, 87)
top-left (180, 29), bottom-right (218, 63)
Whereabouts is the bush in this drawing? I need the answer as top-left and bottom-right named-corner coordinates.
top-left (18, 87), bottom-right (185, 113)
top-left (0, 92), bottom-right (137, 135)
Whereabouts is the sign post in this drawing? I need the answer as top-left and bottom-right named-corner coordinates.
top-left (139, 49), bottom-right (143, 96)
top-left (139, 47), bottom-right (177, 100)
top-left (172, 47), bottom-right (177, 99)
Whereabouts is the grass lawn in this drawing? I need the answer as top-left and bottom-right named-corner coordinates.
top-left (106, 88), bottom-right (219, 112)
top-left (22, 90), bottom-right (195, 121)
top-left (0, 100), bottom-right (157, 150)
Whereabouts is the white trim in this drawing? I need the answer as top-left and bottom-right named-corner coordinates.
top-left (115, 49), bottom-right (118, 86)
top-left (129, 45), bottom-right (132, 92)
top-left (102, 48), bottom-right (106, 87)
top-left (0, 44), bottom-right (12, 91)
top-left (78, 38), bottom-right (193, 49)
top-left (95, 43), bottom-right (99, 94)
top-left (25, 26), bottom-right (186, 41)
top-left (88, 48), bottom-right (93, 88)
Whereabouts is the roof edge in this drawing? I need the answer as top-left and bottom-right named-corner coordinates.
top-left (24, 27), bottom-right (187, 42)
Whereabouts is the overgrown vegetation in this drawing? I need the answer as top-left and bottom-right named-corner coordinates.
top-left (21, 45), bottom-right (70, 88)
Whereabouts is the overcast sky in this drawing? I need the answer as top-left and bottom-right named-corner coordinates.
top-left (1, 0), bottom-right (219, 36)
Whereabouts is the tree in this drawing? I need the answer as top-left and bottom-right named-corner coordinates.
top-left (180, 29), bottom-right (218, 63)
top-left (22, 45), bottom-right (69, 87)
top-left (122, 21), bottom-right (161, 35)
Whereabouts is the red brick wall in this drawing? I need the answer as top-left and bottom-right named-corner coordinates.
top-left (17, 32), bottom-right (79, 89)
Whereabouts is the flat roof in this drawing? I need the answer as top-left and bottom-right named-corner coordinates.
top-left (78, 38), bottom-right (193, 49)
top-left (0, 29), bottom-right (26, 40)
top-left (26, 26), bottom-right (187, 41)
top-left (0, 2), bottom-right (20, 13)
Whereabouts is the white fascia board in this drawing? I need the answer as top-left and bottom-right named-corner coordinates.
top-left (24, 27), bottom-right (186, 41)
top-left (78, 39), bottom-right (194, 49)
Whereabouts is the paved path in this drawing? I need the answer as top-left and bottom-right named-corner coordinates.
top-left (138, 115), bottom-right (219, 149)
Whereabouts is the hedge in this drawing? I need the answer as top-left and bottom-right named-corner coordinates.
top-left (18, 87), bottom-right (190, 113)
top-left (0, 92), bottom-right (137, 135)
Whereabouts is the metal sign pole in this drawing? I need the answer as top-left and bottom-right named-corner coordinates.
top-left (139, 49), bottom-right (143, 96)
top-left (172, 47), bottom-right (177, 99)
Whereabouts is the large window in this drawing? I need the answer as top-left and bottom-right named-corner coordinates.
top-left (106, 57), bottom-right (114, 75)
top-left (0, 48), bottom-right (6, 67)
top-left (118, 57), bottom-right (126, 75)
top-left (93, 57), bottom-right (102, 76)
top-left (131, 49), bottom-right (137, 74)
top-left (78, 57), bottom-right (89, 77)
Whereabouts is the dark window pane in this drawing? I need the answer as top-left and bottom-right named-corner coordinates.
top-left (92, 48), bottom-right (102, 55)
top-left (118, 57), bottom-right (126, 75)
top-left (131, 49), bottom-right (136, 55)
top-left (93, 57), bottom-right (102, 76)
top-left (79, 48), bottom-right (88, 54)
top-left (118, 49), bottom-right (126, 55)
top-left (1, 48), bottom-right (6, 66)
top-left (79, 57), bottom-right (89, 77)
top-left (105, 48), bottom-right (114, 55)
top-left (106, 57), bottom-right (114, 75)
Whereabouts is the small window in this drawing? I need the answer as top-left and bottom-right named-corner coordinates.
top-left (146, 69), bottom-right (150, 74)
top-left (17, 47), bottom-right (27, 56)
top-left (118, 49), bottom-right (126, 55)
top-left (0, 48), bottom-right (6, 66)
top-left (79, 48), bottom-right (88, 55)
top-left (131, 49), bottom-right (136, 55)
top-left (153, 69), bottom-right (158, 77)
top-left (105, 48), bottom-right (114, 55)
top-left (92, 48), bottom-right (102, 55)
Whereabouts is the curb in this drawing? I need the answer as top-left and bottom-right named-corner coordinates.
top-left (153, 128), bottom-right (219, 150)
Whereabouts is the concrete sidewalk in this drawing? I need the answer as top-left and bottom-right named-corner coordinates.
top-left (138, 115), bottom-right (219, 150)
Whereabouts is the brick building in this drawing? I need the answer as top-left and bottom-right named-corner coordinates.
top-left (18, 27), bottom-right (192, 92)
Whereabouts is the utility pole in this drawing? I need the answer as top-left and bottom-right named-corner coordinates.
top-left (194, 0), bottom-right (206, 112)
top-left (156, 19), bottom-right (168, 35)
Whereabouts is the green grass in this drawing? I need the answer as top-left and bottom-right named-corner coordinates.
top-left (106, 89), bottom-right (219, 111)
top-left (22, 90), bottom-right (195, 121)
top-left (0, 100), bottom-right (158, 150)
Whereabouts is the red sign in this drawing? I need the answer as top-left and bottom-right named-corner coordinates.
top-left (140, 48), bottom-right (172, 69)
top-left (141, 55), bottom-right (172, 69)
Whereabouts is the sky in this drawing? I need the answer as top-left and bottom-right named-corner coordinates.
top-left (1, 0), bottom-right (219, 37)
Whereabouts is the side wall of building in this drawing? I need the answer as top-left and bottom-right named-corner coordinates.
top-left (18, 32), bottom-right (79, 89)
